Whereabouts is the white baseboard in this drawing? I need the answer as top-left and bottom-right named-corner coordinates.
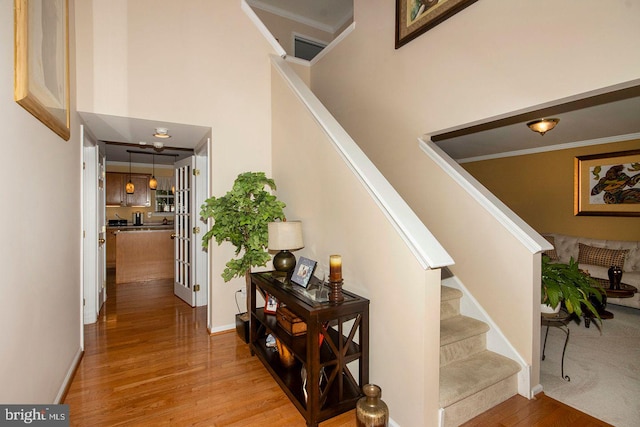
top-left (55, 347), bottom-right (84, 403)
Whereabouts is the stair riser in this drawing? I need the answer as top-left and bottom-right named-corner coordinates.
top-left (440, 334), bottom-right (485, 367)
top-left (440, 298), bottom-right (460, 320)
top-left (442, 375), bottom-right (518, 427)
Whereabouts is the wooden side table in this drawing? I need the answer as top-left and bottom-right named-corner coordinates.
top-left (249, 272), bottom-right (370, 427)
top-left (541, 309), bottom-right (572, 381)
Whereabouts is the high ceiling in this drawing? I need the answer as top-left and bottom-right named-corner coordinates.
top-left (247, 0), bottom-right (353, 32)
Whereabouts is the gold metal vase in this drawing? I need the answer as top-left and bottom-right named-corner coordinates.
top-left (356, 384), bottom-right (389, 427)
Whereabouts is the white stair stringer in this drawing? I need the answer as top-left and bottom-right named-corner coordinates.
top-left (439, 284), bottom-right (521, 426)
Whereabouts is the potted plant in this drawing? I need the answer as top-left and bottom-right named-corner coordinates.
top-left (541, 255), bottom-right (604, 321)
top-left (200, 171), bottom-right (286, 282)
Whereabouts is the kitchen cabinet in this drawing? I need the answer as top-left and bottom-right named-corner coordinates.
top-left (106, 172), bottom-right (150, 207)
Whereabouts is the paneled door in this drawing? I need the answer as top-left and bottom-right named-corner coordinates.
top-left (174, 156), bottom-right (196, 306)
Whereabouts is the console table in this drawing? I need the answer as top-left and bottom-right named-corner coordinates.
top-left (249, 272), bottom-right (369, 427)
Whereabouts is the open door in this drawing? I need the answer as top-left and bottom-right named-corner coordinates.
top-left (82, 125), bottom-right (105, 324)
top-left (173, 156), bottom-right (197, 306)
top-left (97, 153), bottom-right (106, 312)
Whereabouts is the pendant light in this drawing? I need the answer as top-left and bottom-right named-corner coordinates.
top-left (125, 152), bottom-right (135, 194)
top-left (149, 154), bottom-right (158, 190)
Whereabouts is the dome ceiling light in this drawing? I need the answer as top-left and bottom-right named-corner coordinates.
top-left (527, 118), bottom-right (559, 136)
top-left (153, 127), bottom-right (171, 138)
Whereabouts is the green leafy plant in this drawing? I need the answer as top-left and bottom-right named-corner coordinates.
top-left (541, 255), bottom-right (604, 319)
top-left (200, 172), bottom-right (286, 282)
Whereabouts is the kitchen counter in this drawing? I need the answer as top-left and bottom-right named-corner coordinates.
top-left (108, 224), bottom-right (174, 231)
top-left (114, 229), bottom-right (174, 284)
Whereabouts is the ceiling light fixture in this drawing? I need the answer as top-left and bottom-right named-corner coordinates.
top-left (153, 141), bottom-right (164, 150)
top-left (149, 154), bottom-right (158, 190)
top-left (153, 127), bottom-right (171, 138)
top-left (126, 152), bottom-right (135, 194)
top-left (527, 118), bottom-right (559, 136)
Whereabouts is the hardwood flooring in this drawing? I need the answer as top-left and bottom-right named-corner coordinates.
top-left (64, 273), bottom-right (611, 426)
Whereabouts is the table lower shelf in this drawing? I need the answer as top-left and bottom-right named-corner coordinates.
top-left (250, 336), bottom-right (362, 424)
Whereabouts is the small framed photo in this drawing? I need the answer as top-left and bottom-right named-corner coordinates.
top-left (264, 293), bottom-right (278, 314)
top-left (291, 257), bottom-right (317, 288)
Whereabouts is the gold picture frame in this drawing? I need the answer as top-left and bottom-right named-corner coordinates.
top-left (574, 149), bottom-right (640, 216)
top-left (396, 0), bottom-right (479, 49)
top-left (14, 0), bottom-right (70, 140)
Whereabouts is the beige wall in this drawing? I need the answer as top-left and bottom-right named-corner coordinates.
top-left (309, 0), bottom-right (640, 398)
top-left (75, 0), bottom-right (280, 330)
top-left (271, 61), bottom-right (442, 427)
top-left (464, 139), bottom-right (640, 242)
top-left (0, 0), bottom-right (82, 402)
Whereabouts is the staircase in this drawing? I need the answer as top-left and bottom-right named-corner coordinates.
top-left (439, 286), bottom-right (521, 426)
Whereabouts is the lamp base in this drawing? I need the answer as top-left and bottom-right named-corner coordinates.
top-left (273, 250), bottom-right (296, 273)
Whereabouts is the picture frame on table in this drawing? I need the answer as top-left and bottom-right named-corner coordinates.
top-left (574, 149), bottom-right (640, 217)
top-left (395, 0), bottom-right (479, 49)
top-left (291, 257), bottom-right (317, 288)
top-left (264, 293), bottom-right (278, 314)
top-left (14, 0), bottom-right (70, 140)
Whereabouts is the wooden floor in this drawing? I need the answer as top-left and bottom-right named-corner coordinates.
top-left (64, 273), bottom-right (611, 426)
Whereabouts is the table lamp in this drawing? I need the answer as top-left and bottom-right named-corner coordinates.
top-left (268, 221), bottom-right (304, 273)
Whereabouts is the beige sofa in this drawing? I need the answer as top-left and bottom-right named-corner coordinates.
top-left (542, 233), bottom-right (640, 309)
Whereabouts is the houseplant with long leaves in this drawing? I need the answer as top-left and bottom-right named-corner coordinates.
top-left (541, 255), bottom-right (604, 321)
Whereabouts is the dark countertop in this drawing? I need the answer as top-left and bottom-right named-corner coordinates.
top-left (108, 224), bottom-right (174, 232)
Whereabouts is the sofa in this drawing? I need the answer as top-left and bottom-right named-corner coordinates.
top-left (542, 233), bottom-right (640, 309)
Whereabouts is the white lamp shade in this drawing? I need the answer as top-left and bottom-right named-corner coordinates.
top-left (268, 221), bottom-right (304, 250)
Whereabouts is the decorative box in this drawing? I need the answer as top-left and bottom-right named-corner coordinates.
top-left (276, 306), bottom-right (307, 336)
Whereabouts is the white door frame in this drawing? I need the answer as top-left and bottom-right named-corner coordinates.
top-left (82, 126), bottom-right (100, 324)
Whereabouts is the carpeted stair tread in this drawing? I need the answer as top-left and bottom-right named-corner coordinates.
top-left (439, 350), bottom-right (521, 408)
top-left (441, 286), bottom-right (462, 302)
top-left (440, 315), bottom-right (489, 346)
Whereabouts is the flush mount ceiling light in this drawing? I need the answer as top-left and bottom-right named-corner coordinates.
top-left (527, 118), bottom-right (560, 136)
top-left (153, 141), bottom-right (164, 150)
top-left (153, 127), bottom-right (171, 138)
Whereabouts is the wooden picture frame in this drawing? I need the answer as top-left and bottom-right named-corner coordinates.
top-left (574, 149), bottom-right (640, 216)
top-left (291, 257), bottom-right (316, 288)
top-left (264, 293), bottom-right (278, 314)
top-left (14, 0), bottom-right (70, 140)
top-left (396, 0), bottom-right (479, 48)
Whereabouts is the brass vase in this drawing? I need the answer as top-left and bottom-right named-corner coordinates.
top-left (356, 384), bottom-right (389, 427)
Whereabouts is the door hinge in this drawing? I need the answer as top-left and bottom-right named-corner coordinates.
top-left (193, 226), bottom-right (200, 234)
top-left (194, 284), bottom-right (200, 292)
top-left (83, 162), bottom-right (86, 170)
top-left (83, 298), bottom-right (86, 306)
top-left (193, 169), bottom-right (200, 176)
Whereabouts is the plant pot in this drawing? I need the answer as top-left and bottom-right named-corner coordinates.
top-left (541, 303), bottom-right (561, 315)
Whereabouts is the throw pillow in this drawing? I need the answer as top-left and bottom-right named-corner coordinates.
top-left (578, 243), bottom-right (628, 269)
top-left (543, 236), bottom-right (559, 261)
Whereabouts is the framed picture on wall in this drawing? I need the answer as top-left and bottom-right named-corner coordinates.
top-left (574, 149), bottom-right (640, 216)
top-left (14, 0), bottom-right (70, 140)
top-left (395, 0), bottom-right (479, 48)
